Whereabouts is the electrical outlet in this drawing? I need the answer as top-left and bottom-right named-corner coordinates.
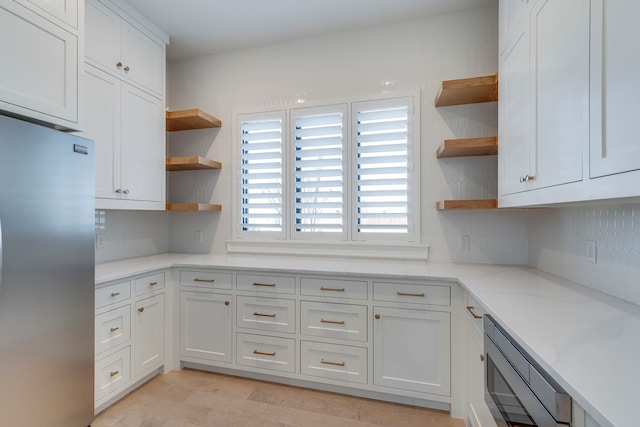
top-left (459, 235), bottom-right (470, 251)
top-left (195, 231), bottom-right (203, 243)
top-left (586, 240), bottom-right (597, 263)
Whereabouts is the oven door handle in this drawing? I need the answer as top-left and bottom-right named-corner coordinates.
top-left (485, 337), bottom-right (565, 427)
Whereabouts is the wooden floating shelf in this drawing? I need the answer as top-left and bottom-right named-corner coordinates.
top-left (436, 199), bottom-right (498, 210)
top-left (166, 203), bottom-right (222, 212)
top-left (434, 75), bottom-right (498, 107)
top-left (436, 136), bottom-right (498, 158)
top-left (166, 109), bottom-right (221, 132)
top-left (166, 156), bottom-right (222, 171)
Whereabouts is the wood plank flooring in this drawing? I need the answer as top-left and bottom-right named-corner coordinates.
top-left (92, 369), bottom-right (465, 427)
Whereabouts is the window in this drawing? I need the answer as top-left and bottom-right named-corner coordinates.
top-left (237, 95), bottom-right (419, 245)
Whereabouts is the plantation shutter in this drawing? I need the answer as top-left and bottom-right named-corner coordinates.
top-left (292, 106), bottom-right (346, 236)
top-left (240, 114), bottom-right (284, 234)
top-left (353, 99), bottom-right (412, 237)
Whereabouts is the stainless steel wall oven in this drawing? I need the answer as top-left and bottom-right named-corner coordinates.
top-left (484, 315), bottom-right (572, 427)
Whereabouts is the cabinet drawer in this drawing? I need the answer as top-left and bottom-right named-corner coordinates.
top-left (236, 296), bottom-right (295, 334)
top-left (180, 270), bottom-right (232, 290)
top-left (373, 281), bottom-right (451, 306)
top-left (237, 273), bottom-right (296, 294)
top-left (301, 341), bottom-right (367, 384)
top-left (300, 277), bottom-right (368, 300)
top-left (95, 305), bottom-right (131, 355)
top-left (95, 346), bottom-right (131, 401)
top-left (95, 281), bottom-right (131, 308)
top-left (300, 301), bottom-right (367, 342)
top-left (135, 271), bottom-right (165, 296)
top-left (236, 333), bottom-right (295, 373)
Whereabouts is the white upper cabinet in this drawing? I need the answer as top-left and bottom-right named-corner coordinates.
top-left (85, 0), bottom-right (164, 97)
top-left (589, 0), bottom-right (640, 178)
top-left (0, 0), bottom-right (81, 130)
top-left (498, 0), bottom-right (530, 54)
top-left (498, 0), bottom-right (640, 206)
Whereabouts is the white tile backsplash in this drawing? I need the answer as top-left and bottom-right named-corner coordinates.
top-left (529, 204), bottom-right (640, 305)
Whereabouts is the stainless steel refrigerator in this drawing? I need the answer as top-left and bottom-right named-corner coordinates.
top-left (0, 114), bottom-right (95, 426)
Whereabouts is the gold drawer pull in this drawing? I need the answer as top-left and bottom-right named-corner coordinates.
top-left (109, 371), bottom-right (119, 377)
top-left (110, 292), bottom-right (120, 297)
top-left (110, 327), bottom-right (120, 333)
top-left (149, 282), bottom-right (158, 286)
top-left (320, 359), bottom-right (345, 367)
top-left (194, 278), bottom-right (215, 283)
top-left (138, 307), bottom-right (144, 313)
top-left (320, 287), bottom-right (345, 292)
top-left (466, 306), bottom-right (482, 319)
top-left (253, 312), bottom-right (276, 318)
top-left (480, 354), bottom-right (485, 362)
top-left (320, 319), bottom-right (345, 325)
top-left (253, 282), bottom-right (276, 287)
top-left (397, 291), bottom-right (425, 297)
top-left (253, 350), bottom-right (276, 357)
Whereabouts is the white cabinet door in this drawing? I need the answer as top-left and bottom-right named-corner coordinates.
top-left (465, 319), bottom-right (496, 427)
top-left (84, 65), bottom-right (121, 201)
top-left (120, 84), bottom-right (164, 203)
top-left (85, 0), bottom-right (120, 73)
top-left (498, 0), bottom-right (530, 54)
top-left (0, 0), bottom-right (78, 129)
top-left (529, 0), bottom-right (588, 190)
top-left (180, 291), bottom-right (233, 363)
top-left (121, 20), bottom-right (164, 96)
top-left (134, 294), bottom-right (165, 377)
top-left (499, 22), bottom-right (531, 196)
top-left (373, 307), bottom-right (450, 396)
top-left (590, 0), bottom-right (640, 178)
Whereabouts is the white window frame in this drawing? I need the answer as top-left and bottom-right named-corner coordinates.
top-left (231, 91), bottom-right (423, 258)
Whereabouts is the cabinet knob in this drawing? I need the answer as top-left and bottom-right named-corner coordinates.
top-left (526, 175), bottom-right (535, 181)
top-left (480, 354), bottom-right (485, 362)
top-left (374, 314), bottom-right (381, 320)
top-left (115, 188), bottom-right (122, 193)
top-left (123, 65), bottom-right (130, 72)
top-left (225, 300), bottom-right (230, 306)
top-left (116, 61), bottom-right (122, 67)
top-left (123, 189), bottom-right (130, 194)
top-left (138, 307), bottom-right (144, 313)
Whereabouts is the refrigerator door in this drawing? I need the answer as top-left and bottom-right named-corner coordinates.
top-left (0, 115), bottom-right (95, 426)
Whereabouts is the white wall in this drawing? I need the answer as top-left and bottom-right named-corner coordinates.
top-left (528, 203), bottom-right (640, 306)
top-left (166, 4), bottom-right (529, 264)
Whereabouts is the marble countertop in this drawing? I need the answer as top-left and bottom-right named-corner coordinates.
top-left (96, 253), bottom-right (639, 427)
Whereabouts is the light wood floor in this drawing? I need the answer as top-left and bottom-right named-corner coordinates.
top-left (92, 369), bottom-right (465, 427)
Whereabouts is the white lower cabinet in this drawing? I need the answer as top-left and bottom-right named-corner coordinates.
top-left (180, 291), bottom-right (232, 363)
top-left (373, 306), bottom-right (451, 396)
top-left (94, 271), bottom-right (168, 411)
top-left (177, 270), bottom-right (455, 410)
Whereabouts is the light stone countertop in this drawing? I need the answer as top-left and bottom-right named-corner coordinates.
top-left (96, 253), bottom-right (639, 427)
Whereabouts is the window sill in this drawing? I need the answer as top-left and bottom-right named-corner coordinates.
top-left (226, 240), bottom-right (429, 261)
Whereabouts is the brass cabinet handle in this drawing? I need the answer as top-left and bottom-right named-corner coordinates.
top-left (374, 314), bottom-right (381, 319)
top-left (149, 282), bottom-right (158, 286)
top-left (110, 292), bottom-right (120, 297)
top-left (110, 370), bottom-right (119, 377)
top-left (225, 300), bottom-right (230, 306)
top-left (138, 307), bottom-right (144, 313)
top-left (320, 287), bottom-right (345, 292)
top-left (480, 354), bottom-right (485, 362)
top-left (253, 350), bottom-right (276, 356)
top-left (466, 306), bottom-right (482, 319)
top-left (116, 61), bottom-right (122, 67)
top-left (397, 291), bottom-right (425, 297)
top-left (123, 65), bottom-right (130, 71)
top-left (320, 359), bottom-right (345, 367)
top-left (110, 327), bottom-right (120, 333)
top-left (253, 282), bottom-right (276, 287)
top-left (194, 278), bottom-right (215, 283)
top-left (320, 319), bottom-right (345, 325)
top-left (253, 312), bottom-right (276, 318)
